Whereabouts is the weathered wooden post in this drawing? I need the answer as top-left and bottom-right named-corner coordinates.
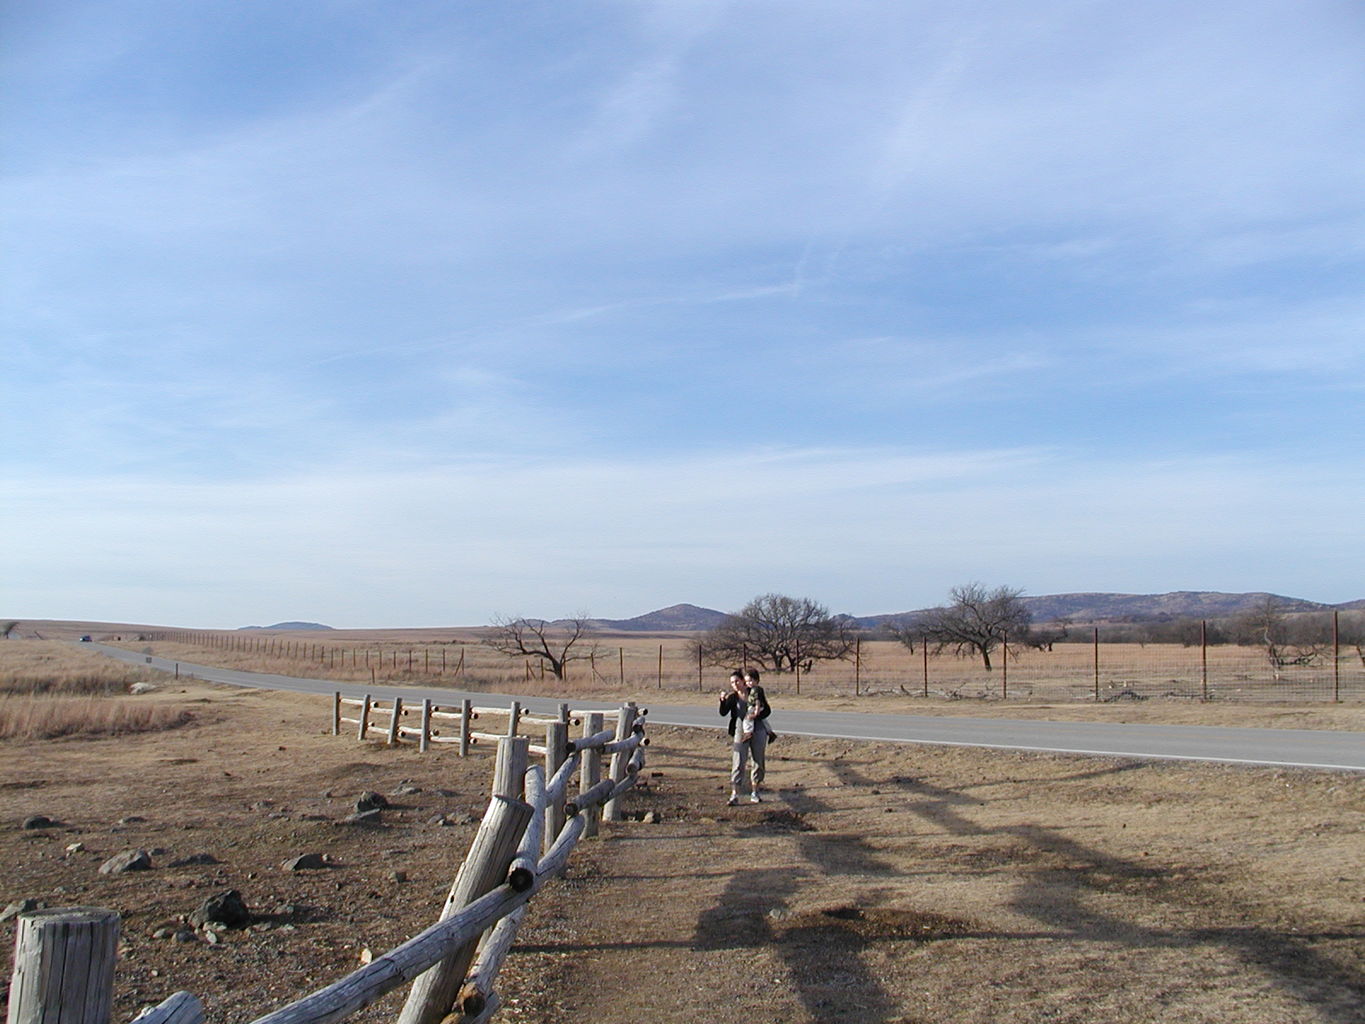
top-left (331, 691), bottom-right (341, 736)
top-left (419, 698), bottom-right (433, 753)
top-left (387, 698), bottom-right (404, 745)
top-left (396, 783), bottom-right (533, 1024)
top-left (506, 701), bottom-right (521, 738)
top-left (543, 721), bottom-right (568, 856)
top-left (356, 694), bottom-right (372, 741)
top-left (492, 736), bottom-right (530, 801)
top-left (580, 712), bottom-right (604, 838)
top-left (8, 907), bottom-right (120, 1024)
top-left (603, 703), bottom-right (638, 822)
top-left (459, 698), bottom-right (473, 757)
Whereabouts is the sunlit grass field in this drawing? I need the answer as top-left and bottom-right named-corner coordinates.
top-left (0, 639), bottom-right (191, 739)
top-left (82, 627), bottom-right (1365, 704)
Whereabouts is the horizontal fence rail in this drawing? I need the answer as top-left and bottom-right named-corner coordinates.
top-left (10, 704), bottom-right (648, 1024)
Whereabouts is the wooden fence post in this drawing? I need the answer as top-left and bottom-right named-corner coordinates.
top-left (8, 907), bottom-right (120, 1024)
top-left (356, 695), bottom-right (372, 741)
top-left (506, 701), bottom-right (521, 738)
top-left (387, 698), bottom-right (404, 745)
top-left (331, 692), bottom-right (341, 736)
top-left (396, 793), bottom-right (533, 1024)
top-left (581, 712), bottom-right (603, 838)
top-left (543, 721), bottom-right (568, 856)
top-left (603, 703), bottom-right (638, 822)
top-left (492, 736), bottom-right (530, 801)
top-left (460, 699), bottom-right (473, 757)
top-left (419, 699), bottom-right (432, 753)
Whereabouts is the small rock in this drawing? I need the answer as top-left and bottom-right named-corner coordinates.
top-left (65, 842), bottom-right (85, 854)
top-left (354, 791), bottom-right (389, 813)
top-left (119, 816), bottom-right (147, 825)
top-left (425, 814), bottom-right (449, 827)
top-left (340, 809), bottom-right (384, 827)
top-left (128, 682), bottom-right (158, 695)
top-left (282, 854), bottom-right (328, 872)
top-left (152, 928), bottom-right (173, 940)
top-left (168, 853), bottom-right (219, 867)
top-left (391, 784), bottom-right (422, 796)
top-left (99, 849), bottom-right (152, 874)
top-left (202, 928), bottom-right (221, 944)
top-left (172, 929), bottom-right (198, 944)
top-left (0, 899), bottom-right (42, 923)
top-left (191, 890), bottom-right (250, 929)
top-left (358, 947), bottom-right (373, 964)
top-left (642, 811), bottom-right (660, 824)
top-left (390, 870), bottom-right (407, 883)
top-left (21, 815), bottom-right (55, 830)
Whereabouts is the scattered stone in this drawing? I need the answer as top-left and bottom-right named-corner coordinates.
top-left (340, 809), bottom-right (384, 827)
top-left (358, 947), bottom-right (373, 964)
top-left (128, 682), bottom-right (158, 695)
top-left (152, 928), bottom-right (173, 940)
top-left (426, 814), bottom-right (449, 827)
top-left (354, 791), bottom-right (389, 813)
top-left (447, 812), bottom-right (476, 826)
top-left (389, 870), bottom-right (407, 883)
top-left (169, 853), bottom-right (219, 867)
top-left (172, 929), bottom-right (198, 944)
top-left (201, 928), bottom-right (221, 944)
top-left (119, 816), bottom-right (147, 825)
top-left (21, 815), bottom-right (55, 830)
top-left (65, 842), bottom-right (85, 854)
top-left (1, 899), bottom-right (42, 923)
top-left (99, 849), bottom-right (152, 874)
top-left (282, 853), bottom-right (329, 872)
top-left (642, 810), bottom-right (660, 824)
top-left (191, 890), bottom-right (251, 929)
top-left (391, 783), bottom-right (422, 796)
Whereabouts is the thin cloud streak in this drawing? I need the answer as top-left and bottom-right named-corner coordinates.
top-left (4, 446), bottom-right (1359, 627)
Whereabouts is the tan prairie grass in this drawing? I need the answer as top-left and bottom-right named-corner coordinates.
top-left (0, 639), bottom-right (178, 696)
top-left (121, 631), bottom-right (1365, 705)
top-left (0, 694), bottom-right (195, 740)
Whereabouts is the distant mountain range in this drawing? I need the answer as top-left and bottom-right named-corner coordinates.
top-left (584, 592), bottom-right (1363, 633)
top-left (239, 621), bottom-right (335, 631)
top-left (233, 593), bottom-right (1363, 635)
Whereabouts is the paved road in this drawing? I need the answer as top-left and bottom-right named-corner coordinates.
top-left (94, 643), bottom-right (1365, 773)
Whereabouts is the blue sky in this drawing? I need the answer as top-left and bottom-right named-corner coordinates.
top-left (3, 1), bottom-right (1363, 628)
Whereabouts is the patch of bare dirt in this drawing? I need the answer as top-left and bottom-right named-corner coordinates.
top-left (1, 682), bottom-right (1362, 1024)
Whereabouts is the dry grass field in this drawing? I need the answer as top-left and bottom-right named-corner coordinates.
top-left (1, 635), bottom-right (1362, 1023)
top-left (16, 618), bottom-right (1362, 706)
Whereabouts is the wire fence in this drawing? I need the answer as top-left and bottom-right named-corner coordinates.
top-left (135, 628), bottom-right (1365, 703)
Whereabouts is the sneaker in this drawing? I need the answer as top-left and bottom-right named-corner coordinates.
top-left (750, 791), bottom-right (762, 804)
top-left (726, 793), bottom-right (738, 806)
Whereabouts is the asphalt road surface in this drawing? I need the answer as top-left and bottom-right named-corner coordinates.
top-left (92, 643), bottom-right (1365, 773)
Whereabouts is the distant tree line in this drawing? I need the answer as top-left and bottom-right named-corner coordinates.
top-left (483, 592), bottom-right (1365, 679)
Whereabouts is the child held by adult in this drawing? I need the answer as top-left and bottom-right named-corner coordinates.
top-left (718, 668), bottom-right (773, 805)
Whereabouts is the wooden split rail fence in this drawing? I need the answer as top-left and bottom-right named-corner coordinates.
top-left (333, 693), bottom-right (612, 758)
top-left (6, 701), bottom-right (648, 1024)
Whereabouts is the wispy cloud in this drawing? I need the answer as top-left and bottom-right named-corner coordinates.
top-left (4, 1), bottom-right (1362, 624)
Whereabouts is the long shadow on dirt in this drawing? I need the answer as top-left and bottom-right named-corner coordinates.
top-left (888, 770), bottom-right (1365, 1023)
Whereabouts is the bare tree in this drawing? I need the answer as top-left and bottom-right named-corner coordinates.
top-left (695, 593), bottom-right (858, 674)
top-left (893, 583), bottom-right (1032, 671)
top-left (0, 621), bottom-right (17, 640)
top-left (1234, 597), bottom-right (1325, 679)
top-left (483, 614), bottom-right (600, 681)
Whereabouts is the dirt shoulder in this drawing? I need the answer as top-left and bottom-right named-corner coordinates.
top-left (2, 682), bottom-right (1362, 1024)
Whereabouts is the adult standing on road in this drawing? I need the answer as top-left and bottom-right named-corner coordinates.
top-left (719, 668), bottom-right (772, 805)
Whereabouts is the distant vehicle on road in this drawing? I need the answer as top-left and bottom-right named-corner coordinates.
top-left (80, 635), bottom-right (92, 642)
